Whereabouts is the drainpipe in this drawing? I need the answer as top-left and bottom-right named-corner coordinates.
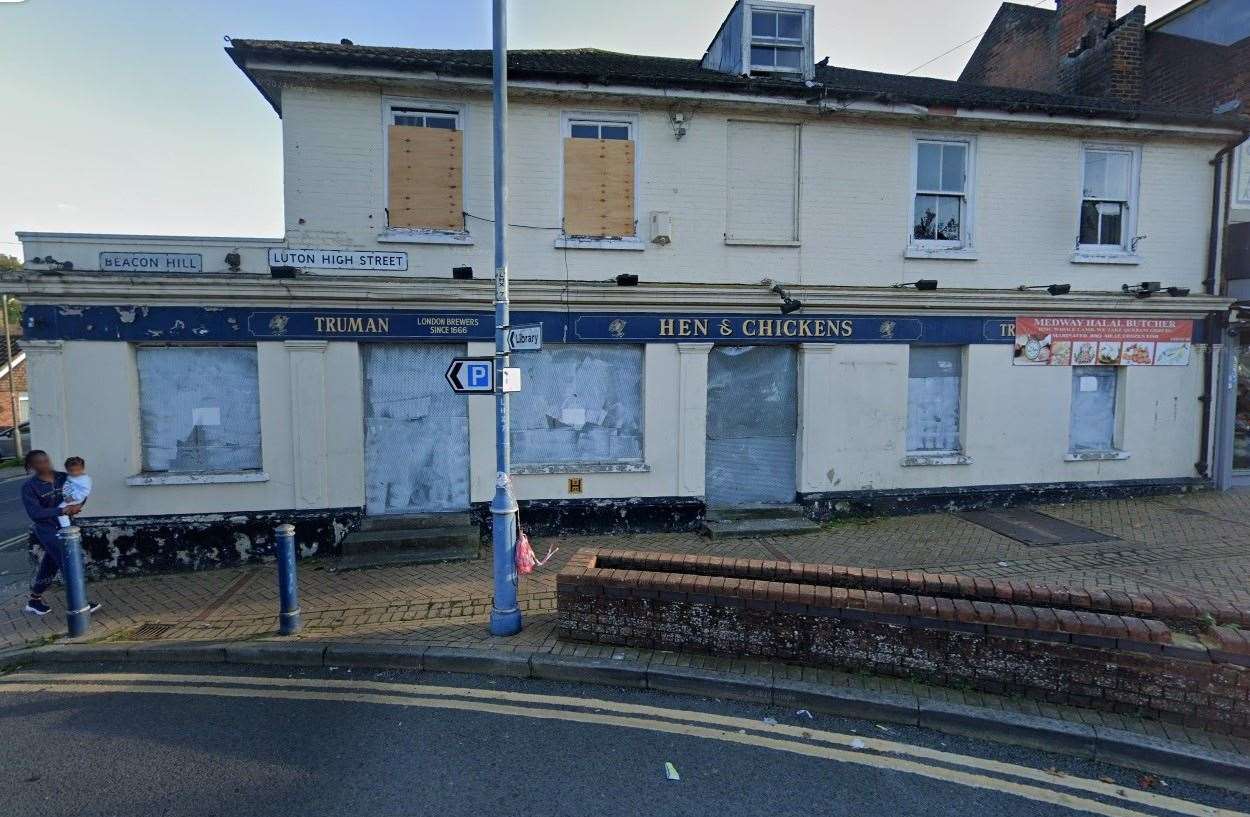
top-left (1196, 136), bottom-right (1243, 479)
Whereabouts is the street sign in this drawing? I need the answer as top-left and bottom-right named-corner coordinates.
top-left (506, 323), bottom-right (543, 353)
top-left (445, 357), bottom-right (494, 394)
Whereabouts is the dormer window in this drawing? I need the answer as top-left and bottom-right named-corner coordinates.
top-left (750, 9), bottom-right (804, 71)
top-left (702, 2), bottom-right (815, 81)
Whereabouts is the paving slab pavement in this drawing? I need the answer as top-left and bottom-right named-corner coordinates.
top-left (3, 488), bottom-right (1249, 761)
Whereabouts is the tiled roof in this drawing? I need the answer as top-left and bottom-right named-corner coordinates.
top-left (226, 38), bottom-right (1244, 129)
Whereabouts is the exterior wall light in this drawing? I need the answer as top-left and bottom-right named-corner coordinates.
top-left (763, 279), bottom-right (802, 313)
top-left (892, 279), bottom-right (938, 291)
top-left (452, 266), bottom-right (474, 280)
top-left (1122, 281), bottom-right (1162, 298)
top-left (1017, 284), bottom-right (1071, 296)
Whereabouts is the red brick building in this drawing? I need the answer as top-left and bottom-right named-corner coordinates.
top-left (961, 0), bottom-right (1250, 114)
top-left (0, 343), bottom-right (28, 429)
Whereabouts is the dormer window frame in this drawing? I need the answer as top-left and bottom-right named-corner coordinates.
top-left (744, 1), bottom-right (815, 80)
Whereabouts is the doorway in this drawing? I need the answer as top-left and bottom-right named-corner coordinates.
top-left (704, 345), bottom-right (798, 507)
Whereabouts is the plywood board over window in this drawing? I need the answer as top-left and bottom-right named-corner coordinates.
top-left (563, 138), bottom-right (635, 237)
top-left (388, 126), bottom-right (463, 231)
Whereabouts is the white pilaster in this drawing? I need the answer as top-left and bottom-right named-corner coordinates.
top-left (286, 340), bottom-right (328, 509)
top-left (20, 340), bottom-right (68, 464)
top-left (797, 344), bottom-right (838, 493)
top-left (676, 342), bottom-right (713, 496)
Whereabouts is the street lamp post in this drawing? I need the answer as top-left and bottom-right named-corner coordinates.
top-left (488, 0), bottom-right (522, 637)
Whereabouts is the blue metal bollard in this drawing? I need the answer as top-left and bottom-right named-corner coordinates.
top-left (60, 526), bottom-right (90, 638)
top-left (274, 524), bottom-right (302, 635)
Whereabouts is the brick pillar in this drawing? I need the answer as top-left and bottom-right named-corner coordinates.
top-left (1057, 0), bottom-right (1117, 57)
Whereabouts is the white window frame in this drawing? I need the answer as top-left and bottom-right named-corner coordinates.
top-left (907, 134), bottom-right (976, 257)
top-left (1065, 365), bottom-right (1131, 460)
top-left (555, 110), bottom-right (644, 250)
top-left (1073, 143), bottom-right (1142, 263)
top-left (745, 1), bottom-right (814, 77)
top-left (379, 96), bottom-right (472, 244)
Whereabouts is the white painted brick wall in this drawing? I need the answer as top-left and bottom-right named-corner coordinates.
top-left (280, 84), bottom-right (1219, 290)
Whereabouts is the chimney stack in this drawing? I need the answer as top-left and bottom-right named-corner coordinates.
top-left (1057, 0), bottom-right (1118, 57)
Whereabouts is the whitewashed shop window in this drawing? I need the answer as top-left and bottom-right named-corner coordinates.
top-left (137, 346), bottom-right (262, 473)
top-left (1069, 366), bottom-right (1119, 453)
top-left (906, 346), bottom-right (963, 453)
top-left (1078, 145), bottom-right (1140, 254)
top-left (911, 138), bottom-right (972, 249)
top-left (511, 344), bottom-right (644, 466)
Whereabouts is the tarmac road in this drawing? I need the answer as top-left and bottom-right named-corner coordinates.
top-left (0, 467), bottom-right (32, 604)
top-left (1, 662), bottom-right (1247, 817)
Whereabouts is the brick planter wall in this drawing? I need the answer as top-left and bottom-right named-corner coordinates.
top-left (556, 549), bottom-right (1250, 736)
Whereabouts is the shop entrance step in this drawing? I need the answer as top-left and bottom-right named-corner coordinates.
top-left (336, 515), bottom-right (480, 570)
top-left (700, 505), bottom-right (820, 539)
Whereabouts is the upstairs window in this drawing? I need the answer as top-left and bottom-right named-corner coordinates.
top-left (386, 102), bottom-right (464, 232)
top-left (750, 9), bottom-right (805, 71)
top-left (562, 117), bottom-right (636, 238)
top-left (1079, 146), bottom-right (1139, 253)
top-left (912, 138), bottom-right (971, 248)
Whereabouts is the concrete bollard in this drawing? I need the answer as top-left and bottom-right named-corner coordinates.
top-left (59, 526), bottom-right (90, 638)
top-left (274, 524), bottom-right (302, 636)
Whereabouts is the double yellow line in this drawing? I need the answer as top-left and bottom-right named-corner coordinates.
top-left (1, 670), bottom-right (1243, 817)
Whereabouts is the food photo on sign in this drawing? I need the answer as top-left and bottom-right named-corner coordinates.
top-left (1012, 317), bottom-right (1192, 367)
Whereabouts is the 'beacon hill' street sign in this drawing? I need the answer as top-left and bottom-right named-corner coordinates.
top-left (100, 252), bottom-right (202, 273)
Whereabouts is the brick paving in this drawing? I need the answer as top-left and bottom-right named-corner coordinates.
top-left (3, 488), bottom-right (1250, 754)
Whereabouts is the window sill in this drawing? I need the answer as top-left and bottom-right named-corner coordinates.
top-left (904, 246), bottom-right (978, 261)
top-left (724, 238), bottom-right (802, 247)
top-left (512, 461), bottom-right (650, 475)
top-left (126, 471), bottom-right (270, 486)
top-left (378, 230), bottom-right (474, 245)
top-left (1063, 451), bottom-right (1131, 462)
top-left (901, 453), bottom-right (974, 467)
top-left (1070, 251), bottom-right (1141, 266)
top-left (553, 236), bottom-right (645, 251)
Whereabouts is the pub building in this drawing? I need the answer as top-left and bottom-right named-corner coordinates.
top-left (7, 2), bottom-right (1243, 574)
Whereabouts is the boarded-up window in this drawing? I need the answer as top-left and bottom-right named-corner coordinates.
top-left (563, 120), bottom-right (635, 237)
top-left (1069, 366), bottom-right (1118, 452)
top-left (387, 107), bottom-right (463, 231)
top-left (511, 344), bottom-right (643, 464)
top-left (726, 121), bottom-right (798, 242)
top-left (906, 346), bottom-right (962, 453)
top-left (137, 346), bottom-right (262, 473)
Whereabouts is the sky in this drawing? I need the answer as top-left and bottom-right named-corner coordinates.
top-left (0, 0), bottom-right (1194, 257)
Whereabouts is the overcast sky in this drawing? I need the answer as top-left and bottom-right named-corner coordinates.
top-left (0, 0), bottom-right (1193, 256)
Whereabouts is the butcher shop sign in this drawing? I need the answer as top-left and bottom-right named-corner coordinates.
top-left (1013, 317), bottom-right (1193, 367)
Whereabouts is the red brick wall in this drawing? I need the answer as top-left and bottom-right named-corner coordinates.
top-left (1057, 6), bottom-right (1146, 103)
top-left (558, 549), bottom-right (1250, 736)
top-left (960, 6), bottom-right (1058, 92)
top-left (1057, 0), bottom-right (1118, 58)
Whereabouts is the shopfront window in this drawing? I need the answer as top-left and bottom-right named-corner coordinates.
top-left (906, 346), bottom-right (963, 453)
top-left (137, 346), bottom-right (262, 473)
top-left (511, 344), bottom-right (643, 465)
top-left (1069, 366), bottom-right (1118, 453)
top-left (1235, 347), bottom-right (1250, 470)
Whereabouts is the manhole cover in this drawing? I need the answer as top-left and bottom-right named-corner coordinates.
top-left (956, 509), bottom-right (1116, 546)
top-left (132, 622), bottom-right (174, 641)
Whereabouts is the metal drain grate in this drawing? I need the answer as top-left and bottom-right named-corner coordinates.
top-left (956, 509), bottom-right (1116, 546)
top-left (131, 622), bottom-right (175, 641)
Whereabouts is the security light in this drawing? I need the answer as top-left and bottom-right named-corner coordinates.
top-left (764, 279), bottom-right (803, 314)
top-left (1017, 284), bottom-right (1071, 296)
top-left (452, 265), bottom-right (474, 280)
top-left (892, 279), bottom-right (939, 291)
top-left (780, 297), bottom-right (803, 315)
top-left (1122, 282), bottom-right (1162, 298)
top-left (615, 273), bottom-right (639, 286)
top-left (1166, 287), bottom-right (1190, 297)
top-left (270, 265), bottom-right (298, 279)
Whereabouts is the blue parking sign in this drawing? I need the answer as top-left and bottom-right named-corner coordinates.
top-left (445, 357), bottom-right (495, 394)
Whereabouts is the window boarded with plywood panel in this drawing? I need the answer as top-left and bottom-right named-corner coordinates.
top-left (725, 121), bottom-right (799, 243)
top-left (563, 138), bottom-right (635, 237)
top-left (387, 126), bottom-right (463, 230)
